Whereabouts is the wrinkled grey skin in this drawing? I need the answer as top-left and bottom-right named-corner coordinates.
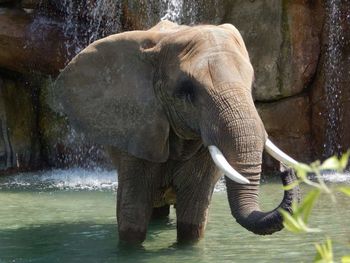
top-left (55, 21), bottom-right (299, 244)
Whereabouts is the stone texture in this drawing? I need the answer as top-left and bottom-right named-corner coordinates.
top-left (21, 0), bottom-right (41, 9)
top-left (0, 0), bottom-right (17, 4)
top-left (0, 76), bottom-right (41, 172)
top-left (222, 0), bottom-right (283, 101)
top-left (222, 0), bottom-right (323, 102)
top-left (257, 95), bottom-right (312, 165)
top-left (120, 0), bottom-right (161, 30)
top-left (0, 8), bottom-right (69, 75)
top-left (280, 0), bottom-right (323, 99)
top-left (181, 0), bottom-right (225, 25)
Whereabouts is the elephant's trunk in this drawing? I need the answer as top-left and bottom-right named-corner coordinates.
top-left (226, 167), bottom-right (297, 235)
top-left (203, 86), bottom-right (299, 235)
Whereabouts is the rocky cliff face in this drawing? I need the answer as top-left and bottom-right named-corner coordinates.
top-left (0, 0), bottom-right (348, 173)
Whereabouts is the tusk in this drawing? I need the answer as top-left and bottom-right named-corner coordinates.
top-left (208, 146), bottom-right (250, 184)
top-left (264, 139), bottom-right (298, 167)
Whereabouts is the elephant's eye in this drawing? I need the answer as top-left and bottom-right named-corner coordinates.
top-left (174, 79), bottom-right (196, 103)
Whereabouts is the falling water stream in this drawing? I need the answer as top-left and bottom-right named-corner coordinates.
top-left (323, 0), bottom-right (344, 157)
top-left (62, 0), bottom-right (122, 58)
top-left (62, 0), bottom-right (187, 58)
top-left (161, 0), bottom-right (184, 22)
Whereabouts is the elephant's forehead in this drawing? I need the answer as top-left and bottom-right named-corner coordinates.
top-left (199, 27), bottom-right (233, 44)
top-left (180, 27), bottom-right (249, 62)
top-left (164, 26), bottom-right (233, 48)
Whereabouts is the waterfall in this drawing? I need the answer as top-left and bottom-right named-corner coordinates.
top-left (160, 0), bottom-right (218, 25)
top-left (323, 0), bottom-right (344, 157)
top-left (62, 0), bottom-right (122, 60)
top-left (56, 125), bottom-right (109, 170)
top-left (182, 1), bottom-right (201, 24)
top-left (161, 0), bottom-right (184, 23)
top-left (60, 0), bottom-right (209, 57)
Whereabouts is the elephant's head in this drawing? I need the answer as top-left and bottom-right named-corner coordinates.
top-left (54, 21), bottom-right (299, 235)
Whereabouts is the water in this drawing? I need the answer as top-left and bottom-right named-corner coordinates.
top-left (61, 0), bottom-right (122, 60)
top-left (0, 170), bottom-right (349, 262)
top-left (161, 0), bottom-right (184, 22)
top-left (59, 0), bottom-right (210, 59)
top-left (323, 0), bottom-right (344, 157)
top-left (60, 0), bottom-right (188, 58)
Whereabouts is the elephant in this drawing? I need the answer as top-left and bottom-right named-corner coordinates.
top-left (54, 20), bottom-right (300, 244)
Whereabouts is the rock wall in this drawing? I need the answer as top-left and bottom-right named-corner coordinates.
top-left (0, 0), bottom-right (348, 174)
top-left (0, 73), bottom-right (41, 172)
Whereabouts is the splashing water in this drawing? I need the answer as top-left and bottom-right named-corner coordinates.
top-left (0, 169), bottom-right (117, 191)
top-left (321, 170), bottom-right (350, 183)
top-left (323, 0), bottom-right (344, 157)
top-left (0, 169), bottom-right (230, 191)
top-left (1, 169), bottom-right (348, 192)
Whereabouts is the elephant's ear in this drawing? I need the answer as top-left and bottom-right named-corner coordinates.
top-left (54, 31), bottom-right (170, 162)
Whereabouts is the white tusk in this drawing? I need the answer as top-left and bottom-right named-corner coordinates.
top-left (208, 145), bottom-right (250, 184)
top-left (264, 139), bottom-right (298, 167)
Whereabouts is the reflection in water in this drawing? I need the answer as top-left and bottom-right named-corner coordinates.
top-left (0, 172), bottom-right (349, 262)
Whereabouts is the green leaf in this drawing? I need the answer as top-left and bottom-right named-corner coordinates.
top-left (280, 189), bottom-right (321, 234)
top-left (294, 163), bottom-right (313, 180)
top-left (314, 239), bottom-right (334, 263)
top-left (280, 208), bottom-right (320, 234)
top-left (319, 151), bottom-right (349, 172)
top-left (280, 209), bottom-right (304, 233)
top-left (299, 189), bottom-right (321, 223)
top-left (342, 256), bottom-right (350, 263)
top-left (283, 180), bottom-right (300, 191)
top-left (338, 187), bottom-right (350, 197)
top-left (339, 150), bottom-right (350, 171)
top-left (296, 217), bottom-right (321, 233)
top-left (320, 156), bottom-right (340, 171)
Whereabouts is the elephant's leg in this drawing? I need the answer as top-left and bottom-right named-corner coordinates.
top-left (116, 177), bottom-right (151, 244)
top-left (173, 147), bottom-right (220, 243)
top-left (109, 148), bottom-right (164, 244)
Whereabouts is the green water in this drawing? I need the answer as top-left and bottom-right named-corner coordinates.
top-left (0, 172), bottom-right (349, 262)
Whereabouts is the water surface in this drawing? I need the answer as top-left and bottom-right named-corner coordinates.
top-left (0, 170), bottom-right (349, 262)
